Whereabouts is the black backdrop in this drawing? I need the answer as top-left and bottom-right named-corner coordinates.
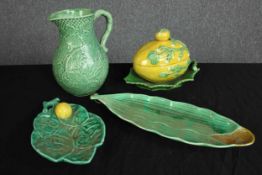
top-left (0, 64), bottom-right (261, 174)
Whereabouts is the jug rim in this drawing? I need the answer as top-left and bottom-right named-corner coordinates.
top-left (48, 8), bottom-right (94, 21)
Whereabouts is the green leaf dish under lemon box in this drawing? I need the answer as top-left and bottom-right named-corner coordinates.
top-left (91, 93), bottom-right (255, 148)
top-left (31, 98), bottom-right (105, 165)
top-left (125, 60), bottom-right (199, 91)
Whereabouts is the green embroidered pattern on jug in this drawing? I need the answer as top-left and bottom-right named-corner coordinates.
top-left (147, 40), bottom-right (188, 65)
top-left (50, 8), bottom-right (113, 97)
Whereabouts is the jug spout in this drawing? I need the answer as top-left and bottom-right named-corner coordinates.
top-left (48, 8), bottom-right (94, 21)
top-left (48, 8), bottom-right (97, 44)
top-left (49, 8), bottom-right (113, 53)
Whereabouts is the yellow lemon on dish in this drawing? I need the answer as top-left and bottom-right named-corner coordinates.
top-left (133, 29), bottom-right (191, 83)
top-left (55, 102), bottom-right (73, 120)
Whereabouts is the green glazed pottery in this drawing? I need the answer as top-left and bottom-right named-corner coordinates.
top-left (124, 61), bottom-right (200, 91)
top-left (49, 8), bottom-right (113, 96)
top-left (91, 93), bottom-right (255, 148)
top-left (31, 98), bottom-right (105, 164)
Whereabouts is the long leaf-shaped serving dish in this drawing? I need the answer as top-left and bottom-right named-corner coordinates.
top-left (91, 93), bottom-right (255, 148)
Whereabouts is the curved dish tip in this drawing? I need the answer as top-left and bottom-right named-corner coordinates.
top-left (90, 93), bottom-right (99, 99)
top-left (212, 127), bottom-right (255, 147)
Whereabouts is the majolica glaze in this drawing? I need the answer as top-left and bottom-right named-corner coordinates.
top-left (133, 29), bottom-right (191, 83)
top-left (49, 8), bottom-right (113, 96)
top-left (125, 60), bottom-right (199, 91)
top-left (91, 93), bottom-right (255, 148)
top-left (31, 98), bottom-right (105, 164)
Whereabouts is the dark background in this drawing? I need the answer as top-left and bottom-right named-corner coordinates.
top-left (0, 0), bottom-right (261, 64)
top-left (0, 64), bottom-right (261, 174)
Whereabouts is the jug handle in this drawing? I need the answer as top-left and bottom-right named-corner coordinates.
top-left (94, 9), bottom-right (113, 52)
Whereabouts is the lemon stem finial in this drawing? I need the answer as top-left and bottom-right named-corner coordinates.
top-left (155, 28), bottom-right (170, 41)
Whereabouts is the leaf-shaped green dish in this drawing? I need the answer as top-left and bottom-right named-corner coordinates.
top-left (91, 93), bottom-right (255, 148)
top-left (124, 60), bottom-right (200, 91)
top-left (31, 98), bottom-right (105, 164)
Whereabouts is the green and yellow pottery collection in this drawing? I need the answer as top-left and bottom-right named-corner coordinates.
top-left (30, 8), bottom-right (255, 165)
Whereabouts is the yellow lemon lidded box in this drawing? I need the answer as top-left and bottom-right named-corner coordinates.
top-left (133, 29), bottom-right (191, 83)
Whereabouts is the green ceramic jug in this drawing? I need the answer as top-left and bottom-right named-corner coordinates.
top-left (49, 8), bottom-right (113, 96)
